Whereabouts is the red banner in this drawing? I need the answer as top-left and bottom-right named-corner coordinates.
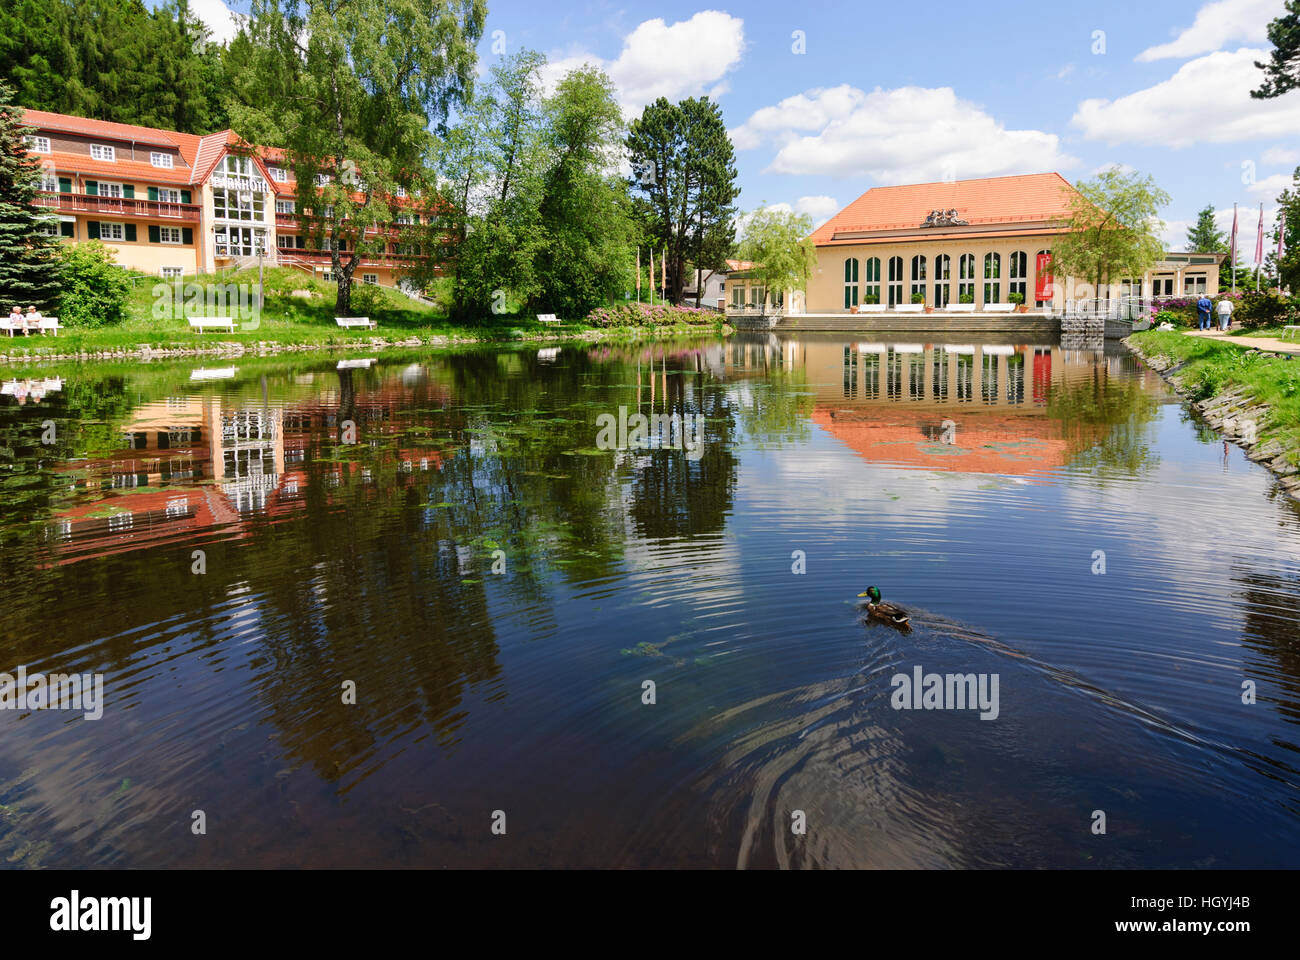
top-left (1035, 253), bottom-right (1054, 302)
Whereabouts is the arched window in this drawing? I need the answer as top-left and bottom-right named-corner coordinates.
top-left (864, 257), bottom-right (881, 304)
top-left (933, 254), bottom-right (951, 307)
top-left (1008, 251), bottom-right (1028, 302)
top-left (958, 253), bottom-right (976, 303)
top-left (887, 255), bottom-right (904, 306)
top-left (910, 255), bottom-right (927, 303)
top-left (1035, 249), bottom-right (1053, 307)
top-left (843, 257), bottom-right (859, 310)
top-left (983, 252), bottom-right (1001, 304)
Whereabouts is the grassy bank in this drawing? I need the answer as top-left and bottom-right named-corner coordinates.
top-left (1129, 329), bottom-right (1300, 463)
top-left (2, 267), bottom-right (726, 360)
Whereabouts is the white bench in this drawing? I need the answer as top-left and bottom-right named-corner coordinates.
top-left (537, 313), bottom-right (562, 325)
top-left (945, 303), bottom-right (977, 313)
top-left (37, 316), bottom-right (61, 335)
top-left (335, 317), bottom-right (376, 330)
top-left (855, 303), bottom-right (887, 313)
top-left (983, 302), bottom-right (1013, 312)
top-left (188, 316), bottom-right (237, 334)
top-left (894, 303), bottom-right (925, 313)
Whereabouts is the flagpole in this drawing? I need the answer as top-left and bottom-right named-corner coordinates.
top-left (636, 246), bottom-right (641, 303)
top-left (1256, 202), bottom-right (1264, 292)
top-left (1230, 203), bottom-right (1238, 295)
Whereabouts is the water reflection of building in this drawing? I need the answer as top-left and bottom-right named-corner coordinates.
top-left (725, 335), bottom-right (1116, 476)
top-left (48, 379), bottom-right (447, 563)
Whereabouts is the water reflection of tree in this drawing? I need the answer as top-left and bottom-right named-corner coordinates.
top-left (1228, 564), bottom-right (1300, 739)
top-left (1046, 364), bottom-right (1161, 478)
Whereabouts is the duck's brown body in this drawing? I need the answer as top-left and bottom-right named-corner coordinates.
top-left (866, 600), bottom-right (911, 627)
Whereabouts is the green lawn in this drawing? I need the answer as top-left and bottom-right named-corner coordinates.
top-left (1, 267), bottom-right (720, 357)
top-left (1130, 329), bottom-right (1300, 458)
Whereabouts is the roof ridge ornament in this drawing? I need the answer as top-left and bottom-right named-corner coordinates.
top-left (921, 208), bottom-right (968, 227)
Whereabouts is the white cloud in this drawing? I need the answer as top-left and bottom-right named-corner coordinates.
top-left (730, 84), bottom-right (1075, 183)
top-left (1073, 48), bottom-right (1300, 146)
top-left (1262, 146), bottom-right (1300, 165)
top-left (189, 0), bottom-right (241, 44)
top-left (1136, 0), bottom-right (1283, 62)
top-left (540, 11), bottom-right (745, 116)
top-left (1247, 172), bottom-right (1293, 197)
top-left (744, 195), bottom-right (842, 232)
top-left (1055, 63), bottom-right (1076, 81)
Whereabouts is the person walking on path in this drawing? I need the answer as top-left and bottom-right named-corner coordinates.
top-left (1196, 294), bottom-right (1213, 330)
top-left (1216, 297), bottom-right (1233, 331)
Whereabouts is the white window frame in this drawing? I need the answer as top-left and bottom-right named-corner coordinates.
top-left (315, 173), bottom-right (332, 187)
top-left (98, 181), bottom-right (124, 199)
top-left (271, 167), bottom-right (288, 182)
top-left (276, 234), bottom-right (295, 249)
top-left (362, 274), bottom-right (378, 285)
top-left (150, 152), bottom-right (174, 169)
top-left (160, 266), bottom-right (184, 279)
top-left (35, 218), bottom-right (59, 236)
top-left (100, 221), bottom-right (126, 241)
top-left (90, 144), bottom-right (116, 162)
top-left (157, 187), bottom-right (182, 204)
top-left (275, 199), bottom-right (295, 214)
top-left (26, 136), bottom-right (51, 153)
top-left (39, 172), bottom-right (58, 192)
top-left (158, 226), bottom-right (182, 244)
top-left (394, 186), bottom-right (407, 198)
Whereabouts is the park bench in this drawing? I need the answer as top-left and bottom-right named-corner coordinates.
top-left (982, 302), bottom-right (1012, 312)
top-left (335, 317), bottom-right (376, 330)
top-left (945, 303), bottom-right (977, 313)
top-left (537, 313), bottom-right (562, 325)
top-left (894, 303), bottom-right (924, 313)
top-left (37, 316), bottom-right (61, 335)
top-left (188, 316), bottom-right (237, 334)
top-left (855, 303), bottom-right (887, 314)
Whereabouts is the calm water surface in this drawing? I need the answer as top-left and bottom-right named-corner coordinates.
top-left (2, 333), bottom-right (1299, 868)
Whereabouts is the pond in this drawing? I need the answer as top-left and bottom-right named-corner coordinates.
top-left (1, 332), bottom-right (1298, 868)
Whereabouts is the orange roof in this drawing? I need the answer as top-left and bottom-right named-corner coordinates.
top-left (810, 173), bottom-right (1078, 244)
top-left (20, 109), bottom-right (183, 149)
top-left (42, 149), bottom-right (195, 185)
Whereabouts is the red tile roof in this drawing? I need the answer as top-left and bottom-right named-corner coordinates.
top-left (810, 173), bottom-right (1079, 244)
top-left (19, 109), bottom-right (184, 149)
top-left (41, 149), bottom-right (194, 185)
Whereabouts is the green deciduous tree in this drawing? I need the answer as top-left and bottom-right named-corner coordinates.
top-left (55, 240), bottom-right (130, 326)
top-left (1253, 0), bottom-right (1300, 99)
top-left (626, 97), bottom-right (738, 305)
top-left (735, 208), bottom-right (816, 312)
top-left (1267, 166), bottom-right (1300, 292)
top-left (1051, 168), bottom-right (1170, 300)
top-left (230, 0), bottom-right (485, 316)
top-left (0, 83), bottom-right (62, 311)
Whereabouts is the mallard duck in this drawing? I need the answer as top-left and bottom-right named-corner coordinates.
top-left (858, 586), bottom-right (911, 628)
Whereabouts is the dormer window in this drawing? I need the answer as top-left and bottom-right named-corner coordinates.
top-left (90, 144), bottom-right (116, 162)
top-left (271, 167), bottom-right (288, 182)
top-left (150, 152), bottom-right (174, 168)
top-left (25, 136), bottom-right (50, 153)
top-left (395, 186), bottom-right (407, 198)
top-left (315, 173), bottom-right (332, 187)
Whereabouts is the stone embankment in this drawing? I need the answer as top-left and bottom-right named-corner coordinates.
top-left (1126, 336), bottom-right (1300, 498)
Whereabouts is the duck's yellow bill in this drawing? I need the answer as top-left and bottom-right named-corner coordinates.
top-left (857, 592), bottom-right (870, 597)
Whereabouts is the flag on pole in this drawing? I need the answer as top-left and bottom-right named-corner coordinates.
top-left (1256, 202), bottom-right (1265, 266)
top-left (636, 247), bottom-right (641, 300)
top-left (649, 247), bottom-right (655, 305)
top-left (1280, 211), bottom-right (1287, 260)
top-left (661, 249), bottom-right (666, 302)
top-left (1230, 203), bottom-right (1238, 293)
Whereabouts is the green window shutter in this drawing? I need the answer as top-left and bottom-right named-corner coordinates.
top-left (148, 187), bottom-right (158, 202)
top-left (85, 181), bottom-right (97, 196)
top-left (295, 236), bottom-right (303, 248)
top-left (412, 214), bottom-right (419, 224)
top-left (60, 221), bottom-right (74, 238)
top-left (58, 177), bottom-right (72, 193)
top-left (180, 190), bottom-right (191, 204)
top-left (125, 224), bottom-right (137, 242)
top-left (182, 227), bottom-right (193, 245)
top-left (123, 184), bottom-right (134, 199)
top-left (148, 225), bottom-right (160, 244)
top-left (87, 221), bottom-right (100, 239)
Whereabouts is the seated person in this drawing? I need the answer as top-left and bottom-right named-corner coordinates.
top-left (7, 305), bottom-right (23, 328)
top-left (25, 306), bottom-right (42, 331)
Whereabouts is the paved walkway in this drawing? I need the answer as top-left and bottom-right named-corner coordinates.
top-left (1181, 328), bottom-right (1300, 355)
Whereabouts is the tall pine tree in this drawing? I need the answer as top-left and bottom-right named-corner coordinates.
top-left (0, 82), bottom-right (63, 311)
top-left (1186, 204), bottom-right (1227, 253)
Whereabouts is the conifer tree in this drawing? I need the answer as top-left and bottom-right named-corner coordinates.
top-left (0, 82), bottom-right (63, 311)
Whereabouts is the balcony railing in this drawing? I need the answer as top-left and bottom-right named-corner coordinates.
top-left (36, 191), bottom-right (200, 222)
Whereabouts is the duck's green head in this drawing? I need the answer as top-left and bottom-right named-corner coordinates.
top-left (858, 586), bottom-right (882, 603)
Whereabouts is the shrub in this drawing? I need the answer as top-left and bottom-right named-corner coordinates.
top-left (959, 291), bottom-right (974, 303)
top-left (347, 281), bottom-right (387, 318)
top-left (1153, 309), bottom-right (1184, 327)
top-left (585, 302), bottom-right (715, 327)
top-left (1236, 291), bottom-right (1294, 330)
top-left (1008, 292), bottom-right (1025, 305)
top-left (911, 291), bottom-right (924, 303)
top-left (56, 241), bottom-right (131, 327)
top-left (862, 292), bottom-right (879, 304)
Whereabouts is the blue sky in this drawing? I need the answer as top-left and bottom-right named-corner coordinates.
top-left (184, 0), bottom-right (1298, 258)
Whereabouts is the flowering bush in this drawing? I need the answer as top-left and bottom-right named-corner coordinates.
top-left (585, 302), bottom-right (716, 327)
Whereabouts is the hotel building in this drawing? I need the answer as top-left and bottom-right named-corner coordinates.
top-left (21, 109), bottom-right (444, 287)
